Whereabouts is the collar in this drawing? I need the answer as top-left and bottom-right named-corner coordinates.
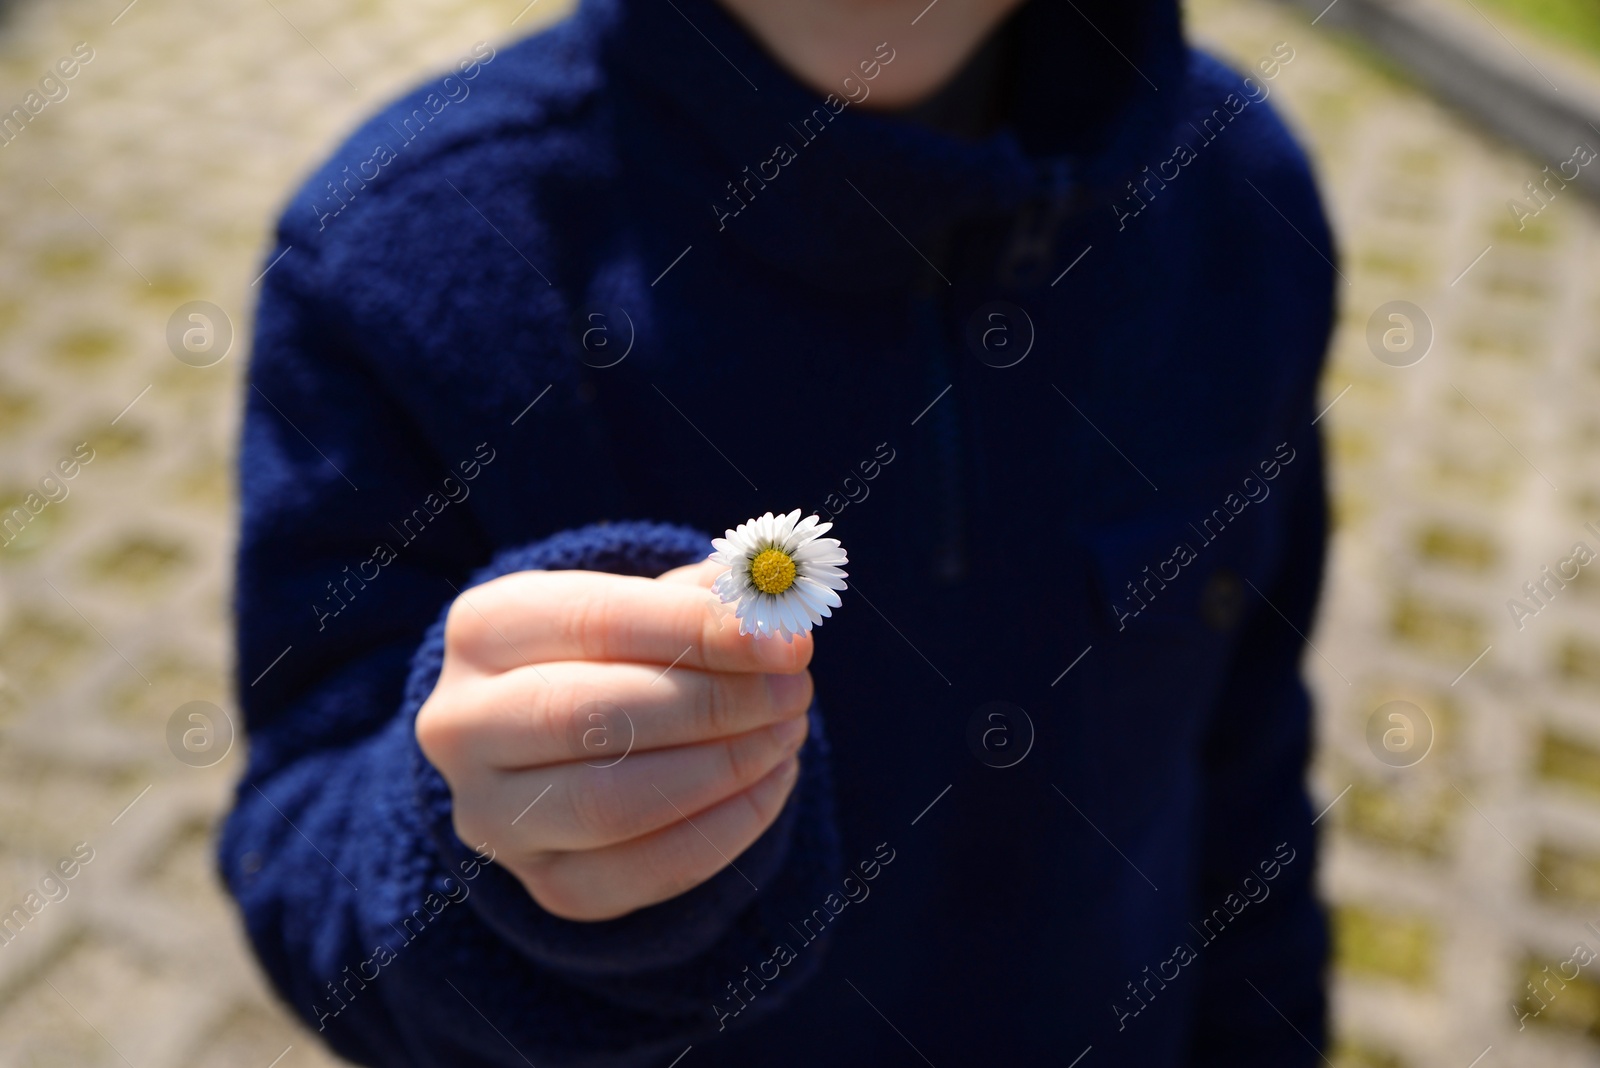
top-left (587, 0), bottom-right (1188, 291)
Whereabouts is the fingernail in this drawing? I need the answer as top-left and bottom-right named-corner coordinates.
top-left (771, 716), bottom-right (807, 749)
top-left (766, 671), bottom-right (808, 710)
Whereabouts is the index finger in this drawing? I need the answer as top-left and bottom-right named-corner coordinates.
top-left (657, 558), bottom-right (723, 589)
top-left (449, 569), bottom-right (815, 675)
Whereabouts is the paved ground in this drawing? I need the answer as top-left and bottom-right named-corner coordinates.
top-left (1, 0), bottom-right (1599, 1065)
top-left (1195, 3), bottom-right (1600, 1065)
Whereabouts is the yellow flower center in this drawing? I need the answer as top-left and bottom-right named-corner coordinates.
top-left (750, 548), bottom-right (797, 595)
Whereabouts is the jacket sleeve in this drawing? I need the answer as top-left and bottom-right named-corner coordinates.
top-left (218, 242), bottom-right (843, 1068)
top-left (1184, 417), bottom-right (1330, 1066)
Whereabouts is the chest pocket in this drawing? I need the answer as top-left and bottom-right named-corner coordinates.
top-left (1081, 492), bottom-right (1290, 681)
top-left (1043, 496), bottom-right (1290, 841)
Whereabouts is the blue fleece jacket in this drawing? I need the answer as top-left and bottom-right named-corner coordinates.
top-left (222, 0), bottom-right (1337, 1064)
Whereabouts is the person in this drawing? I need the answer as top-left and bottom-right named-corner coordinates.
top-left (222, 0), bottom-right (1336, 1063)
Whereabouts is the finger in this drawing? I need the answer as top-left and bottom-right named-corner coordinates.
top-left (464, 716), bottom-right (808, 853)
top-left (657, 559), bottom-right (723, 589)
top-left (439, 661), bottom-right (813, 770)
top-left (447, 570), bottom-right (813, 675)
top-left (512, 754), bottom-right (801, 921)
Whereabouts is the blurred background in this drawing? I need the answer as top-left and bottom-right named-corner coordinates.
top-left (1, 0), bottom-right (1598, 1064)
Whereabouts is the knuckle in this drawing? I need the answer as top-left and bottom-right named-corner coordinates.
top-left (565, 582), bottom-right (612, 661)
top-left (699, 674), bottom-right (742, 739)
top-left (516, 860), bottom-right (591, 920)
top-left (768, 669), bottom-right (813, 716)
top-left (724, 728), bottom-right (777, 786)
top-left (745, 758), bottom-right (799, 826)
top-left (643, 835), bottom-right (713, 903)
top-left (450, 807), bottom-right (490, 856)
top-left (523, 857), bottom-right (634, 922)
top-left (443, 593), bottom-right (493, 660)
top-left (789, 712), bottom-right (812, 749)
top-left (441, 602), bottom-right (476, 656)
top-left (681, 592), bottom-right (716, 647)
top-left (797, 670), bottom-right (817, 712)
top-left (739, 785), bottom-right (771, 830)
top-left (414, 697), bottom-right (464, 770)
top-left (521, 677), bottom-right (572, 756)
top-left (698, 589), bottom-right (735, 644)
top-left (567, 772), bottom-right (634, 844)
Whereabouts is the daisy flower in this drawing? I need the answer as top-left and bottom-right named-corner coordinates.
top-left (710, 510), bottom-right (849, 641)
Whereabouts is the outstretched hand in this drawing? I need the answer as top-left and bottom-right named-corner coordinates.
top-left (416, 561), bottom-right (813, 921)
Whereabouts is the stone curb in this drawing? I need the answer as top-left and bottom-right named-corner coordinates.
top-left (1276, 0), bottom-right (1600, 200)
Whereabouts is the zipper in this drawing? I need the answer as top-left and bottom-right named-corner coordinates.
top-left (910, 234), bottom-right (966, 584)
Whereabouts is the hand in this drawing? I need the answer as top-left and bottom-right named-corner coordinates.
top-left (415, 560), bottom-right (813, 921)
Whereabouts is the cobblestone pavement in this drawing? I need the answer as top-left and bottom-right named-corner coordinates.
top-left (1, 0), bottom-right (1598, 1064)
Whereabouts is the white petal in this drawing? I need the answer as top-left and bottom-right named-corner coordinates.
top-left (792, 589), bottom-right (825, 624)
top-left (786, 524), bottom-right (821, 554)
top-left (794, 584), bottom-right (832, 619)
top-left (797, 576), bottom-right (843, 607)
top-left (775, 595), bottom-right (799, 637)
top-left (798, 579), bottom-right (833, 608)
top-left (772, 596), bottom-right (796, 636)
top-left (754, 594), bottom-right (777, 635)
top-left (775, 511), bottom-right (799, 544)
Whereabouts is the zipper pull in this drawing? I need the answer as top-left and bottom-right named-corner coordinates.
top-left (998, 160), bottom-right (1077, 289)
